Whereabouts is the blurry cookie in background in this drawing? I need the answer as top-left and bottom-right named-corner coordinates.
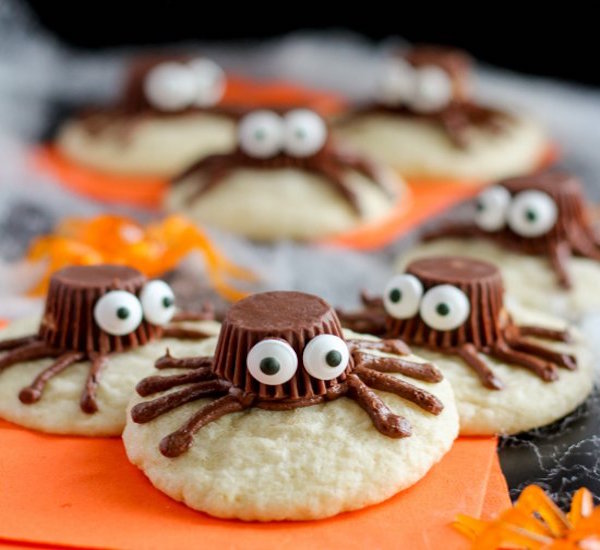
top-left (400, 172), bottom-right (600, 321)
top-left (335, 45), bottom-right (550, 182)
top-left (167, 108), bottom-right (406, 241)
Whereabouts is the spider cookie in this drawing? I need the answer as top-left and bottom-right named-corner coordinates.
top-left (167, 108), bottom-right (404, 240)
top-left (123, 291), bottom-right (458, 520)
top-left (56, 56), bottom-right (237, 177)
top-left (339, 257), bottom-right (593, 435)
top-left (0, 265), bottom-right (218, 435)
top-left (335, 45), bottom-right (547, 181)
top-left (403, 171), bottom-right (600, 319)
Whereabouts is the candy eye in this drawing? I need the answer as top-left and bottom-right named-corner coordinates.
top-left (383, 274), bottom-right (424, 319)
top-left (474, 186), bottom-right (511, 232)
top-left (419, 285), bottom-right (470, 331)
top-left (377, 59), bottom-right (416, 107)
top-left (143, 62), bottom-right (196, 112)
top-left (283, 109), bottom-right (327, 157)
top-left (247, 339), bottom-right (298, 385)
top-left (187, 58), bottom-right (226, 107)
top-left (507, 190), bottom-right (558, 238)
top-left (408, 66), bottom-right (452, 113)
top-left (94, 290), bottom-right (143, 336)
top-left (140, 280), bottom-right (176, 326)
top-left (302, 334), bottom-right (349, 381)
top-left (238, 110), bottom-right (285, 158)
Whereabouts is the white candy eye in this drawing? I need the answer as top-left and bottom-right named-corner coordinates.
top-left (247, 339), bottom-right (298, 385)
top-left (94, 290), bottom-right (143, 336)
top-left (302, 334), bottom-right (349, 381)
top-left (140, 280), bottom-right (176, 326)
top-left (507, 190), bottom-right (558, 238)
top-left (187, 58), bottom-right (226, 107)
top-left (383, 274), bottom-right (424, 319)
top-left (143, 62), bottom-right (196, 112)
top-left (238, 110), bottom-right (284, 158)
top-left (474, 186), bottom-right (512, 232)
top-left (283, 109), bottom-right (327, 157)
top-left (420, 285), bottom-right (470, 331)
top-left (408, 66), bottom-right (452, 113)
top-left (377, 59), bottom-right (416, 107)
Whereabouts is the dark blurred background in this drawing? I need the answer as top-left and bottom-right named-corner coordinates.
top-left (23, 2), bottom-right (599, 87)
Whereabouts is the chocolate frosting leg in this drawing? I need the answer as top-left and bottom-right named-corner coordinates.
top-left (353, 351), bottom-right (442, 382)
top-left (455, 344), bottom-right (503, 390)
top-left (136, 367), bottom-right (215, 396)
top-left (80, 354), bottom-right (107, 414)
top-left (489, 344), bottom-right (558, 382)
top-left (549, 241), bottom-right (573, 289)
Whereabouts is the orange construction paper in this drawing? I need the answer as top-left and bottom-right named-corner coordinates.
top-left (0, 419), bottom-right (501, 550)
top-left (480, 453), bottom-right (512, 520)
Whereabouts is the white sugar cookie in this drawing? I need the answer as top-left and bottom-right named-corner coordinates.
top-left (57, 113), bottom-right (236, 177)
top-left (167, 167), bottom-right (404, 241)
top-left (123, 329), bottom-right (458, 521)
top-left (335, 113), bottom-right (547, 181)
top-left (0, 317), bottom-right (221, 436)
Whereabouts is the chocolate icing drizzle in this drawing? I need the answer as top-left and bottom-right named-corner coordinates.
top-left (173, 139), bottom-right (396, 214)
top-left (131, 291), bottom-right (444, 457)
top-left (0, 265), bottom-right (211, 414)
top-left (351, 45), bottom-right (510, 148)
top-left (423, 172), bottom-right (600, 288)
top-left (339, 257), bottom-right (576, 391)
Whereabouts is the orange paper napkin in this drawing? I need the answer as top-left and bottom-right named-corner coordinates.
top-left (0, 417), bottom-right (508, 550)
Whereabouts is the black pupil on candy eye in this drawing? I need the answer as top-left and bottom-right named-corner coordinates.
top-left (162, 296), bottom-right (174, 308)
top-left (294, 128), bottom-right (306, 140)
top-left (476, 200), bottom-right (485, 212)
top-left (254, 129), bottom-right (266, 141)
top-left (117, 307), bottom-right (130, 320)
top-left (325, 350), bottom-right (342, 367)
top-left (525, 209), bottom-right (537, 222)
top-left (260, 357), bottom-right (280, 376)
top-left (389, 289), bottom-right (402, 303)
top-left (436, 303), bottom-right (450, 316)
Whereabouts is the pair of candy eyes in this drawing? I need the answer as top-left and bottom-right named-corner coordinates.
top-left (378, 61), bottom-right (453, 113)
top-left (93, 280), bottom-right (175, 336)
top-left (143, 59), bottom-right (226, 112)
top-left (246, 334), bottom-right (349, 386)
top-left (475, 186), bottom-right (558, 237)
top-left (383, 275), bottom-right (470, 331)
top-left (238, 109), bottom-right (328, 159)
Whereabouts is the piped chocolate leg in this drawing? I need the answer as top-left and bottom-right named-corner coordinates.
top-left (504, 337), bottom-right (576, 370)
top-left (549, 241), bottom-right (572, 289)
top-left (80, 354), bottom-right (107, 414)
top-left (516, 325), bottom-right (572, 343)
top-left (355, 366), bottom-right (443, 415)
top-left (345, 374), bottom-right (412, 438)
top-left (172, 304), bottom-right (215, 322)
top-left (489, 344), bottom-right (558, 382)
top-left (347, 338), bottom-right (411, 356)
top-left (353, 351), bottom-right (442, 383)
top-left (314, 162), bottom-right (361, 214)
top-left (570, 229), bottom-right (600, 261)
top-left (421, 222), bottom-right (482, 242)
top-left (136, 367), bottom-right (215, 396)
top-left (0, 335), bottom-right (38, 352)
top-left (131, 379), bottom-right (231, 424)
top-left (455, 344), bottom-right (504, 390)
top-left (159, 393), bottom-right (247, 458)
top-left (162, 324), bottom-right (212, 340)
top-left (19, 351), bottom-right (85, 404)
top-left (0, 341), bottom-right (58, 372)
top-left (336, 309), bottom-right (388, 336)
top-left (155, 351), bottom-right (213, 370)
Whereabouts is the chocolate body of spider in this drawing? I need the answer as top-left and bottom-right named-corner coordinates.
top-left (0, 265), bottom-right (211, 414)
top-left (353, 45), bottom-right (508, 148)
top-left (131, 291), bottom-right (444, 458)
top-left (423, 172), bottom-right (600, 289)
top-left (173, 139), bottom-right (395, 215)
top-left (339, 257), bottom-right (576, 391)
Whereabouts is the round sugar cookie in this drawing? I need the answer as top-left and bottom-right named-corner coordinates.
top-left (123, 330), bottom-right (458, 521)
top-left (399, 238), bottom-right (600, 320)
top-left (335, 113), bottom-right (547, 181)
top-left (167, 166), bottom-right (403, 241)
top-left (57, 112), bottom-right (236, 177)
top-left (0, 316), bottom-right (221, 436)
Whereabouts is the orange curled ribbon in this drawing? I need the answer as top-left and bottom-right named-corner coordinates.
top-left (26, 214), bottom-right (255, 302)
top-left (455, 485), bottom-right (600, 549)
